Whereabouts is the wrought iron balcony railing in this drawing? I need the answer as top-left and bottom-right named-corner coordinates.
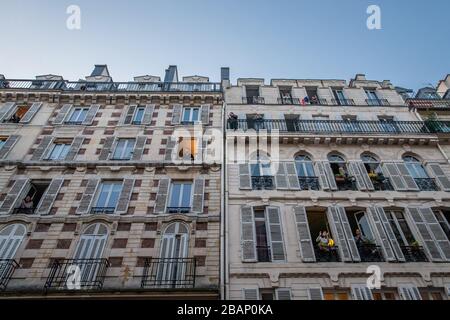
top-left (243, 96), bottom-right (265, 104)
top-left (414, 178), bottom-right (439, 191)
top-left (0, 79), bottom-right (221, 93)
top-left (166, 207), bottom-right (191, 214)
top-left (335, 176), bottom-right (357, 191)
top-left (90, 207), bottom-right (116, 214)
top-left (401, 245), bottom-right (428, 262)
top-left (314, 245), bottom-right (340, 262)
top-left (227, 119), bottom-right (437, 135)
top-left (371, 177), bottom-right (395, 191)
top-left (298, 177), bottom-right (320, 190)
top-left (12, 207), bottom-right (36, 215)
top-left (407, 99), bottom-right (450, 109)
top-left (277, 97), bottom-right (300, 105)
top-left (366, 99), bottom-right (390, 106)
top-left (44, 258), bottom-right (110, 290)
top-left (251, 176), bottom-right (275, 190)
top-left (277, 97), bottom-right (329, 105)
top-left (0, 259), bottom-right (19, 291)
top-left (331, 98), bottom-right (355, 106)
top-left (109, 156), bottom-right (132, 161)
top-left (357, 244), bottom-right (384, 262)
top-left (141, 258), bottom-right (196, 289)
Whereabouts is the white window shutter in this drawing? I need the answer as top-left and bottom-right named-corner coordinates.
top-left (131, 136), bottom-right (147, 161)
top-left (275, 288), bottom-right (292, 300)
top-left (293, 206), bottom-right (315, 262)
top-left (419, 207), bottom-right (450, 261)
top-left (0, 102), bottom-right (16, 122)
top-left (348, 161), bottom-right (367, 191)
top-left (240, 206), bottom-right (257, 262)
top-left (192, 178), bottom-right (205, 213)
top-left (200, 104), bottom-right (210, 125)
top-left (65, 136), bottom-right (85, 161)
top-left (0, 178), bottom-right (30, 215)
top-left (164, 137), bottom-right (176, 162)
top-left (82, 104), bottom-right (99, 125)
top-left (381, 162), bottom-right (407, 191)
top-left (76, 179), bottom-right (100, 215)
top-left (239, 163), bottom-right (252, 190)
top-left (154, 178), bottom-right (170, 214)
top-left (142, 104), bottom-right (155, 124)
top-left (326, 206), bottom-right (352, 262)
top-left (171, 104), bottom-right (182, 124)
top-left (366, 207), bottom-right (397, 262)
top-left (35, 178), bottom-right (64, 215)
top-left (123, 105), bottom-right (136, 124)
top-left (274, 162), bottom-right (289, 190)
top-left (427, 163), bottom-right (450, 191)
top-left (266, 206), bottom-right (286, 261)
top-left (243, 288), bottom-right (259, 300)
top-left (99, 136), bottom-right (115, 160)
top-left (31, 136), bottom-right (53, 160)
top-left (285, 162), bottom-right (301, 190)
top-left (0, 135), bottom-right (20, 159)
top-left (20, 102), bottom-right (42, 123)
top-left (397, 162), bottom-right (420, 191)
top-left (307, 287), bottom-right (324, 300)
top-left (351, 285), bottom-right (373, 300)
top-left (115, 178), bottom-right (134, 214)
top-left (53, 104), bottom-right (72, 124)
top-left (399, 285), bottom-right (422, 300)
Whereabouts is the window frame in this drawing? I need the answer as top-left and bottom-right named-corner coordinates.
top-left (168, 181), bottom-right (193, 211)
top-left (67, 106), bottom-right (90, 123)
top-left (112, 138), bottom-right (136, 160)
top-left (47, 142), bottom-right (71, 160)
top-left (94, 181), bottom-right (123, 210)
top-left (181, 107), bottom-right (200, 123)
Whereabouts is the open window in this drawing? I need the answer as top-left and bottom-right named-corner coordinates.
top-left (305, 87), bottom-right (320, 105)
top-left (13, 180), bottom-right (51, 215)
top-left (250, 152), bottom-right (274, 190)
top-left (245, 86), bottom-right (263, 104)
top-left (44, 138), bottom-right (72, 160)
top-left (2, 104), bottom-right (30, 123)
top-left (403, 155), bottom-right (438, 191)
top-left (295, 154), bottom-right (319, 190)
top-left (279, 86), bottom-right (293, 104)
top-left (433, 209), bottom-right (450, 241)
top-left (177, 137), bottom-right (198, 161)
top-left (361, 153), bottom-right (392, 190)
top-left (307, 209), bottom-right (339, 262)
top-left (328, 154), bottom-right (356, 191)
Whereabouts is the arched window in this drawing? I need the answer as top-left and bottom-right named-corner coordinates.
top-left (160, 222), bottom-right (189, 260)
top-left (295, 154), bottom-right (315, 177)
top-left (73, 223), bottom-right (108, 260)
top-left (0, 224), bottom-right (26, 260)
top-left (328, 154), bottom-right (347, 176)
top-left (403, 156), bottom-right (429, 179)
top-left (361, 154), bottom-right (381, 174)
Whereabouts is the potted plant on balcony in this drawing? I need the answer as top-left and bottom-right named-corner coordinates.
top-left (334, 173), bottom-right (345, 183)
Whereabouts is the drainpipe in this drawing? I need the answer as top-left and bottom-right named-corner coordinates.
top-left (220, 94), bottom-right (228, 299)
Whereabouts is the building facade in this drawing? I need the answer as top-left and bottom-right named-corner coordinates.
top-left (0, 65), bottom-right (222, 299)
top-left (224, 74), bottom-right (450, 300)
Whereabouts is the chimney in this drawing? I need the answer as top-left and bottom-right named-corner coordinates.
top-left (0, 74), bottom-right (4, 80)
top-left (221, 67), bottom-right (230, 88)
top-left (164, 65), bottom-right (178, 83)
top-left (355, 74), bottom-right (366, 81)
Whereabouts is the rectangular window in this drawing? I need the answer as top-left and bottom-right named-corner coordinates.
top-left (133, 107), bottom-right (145, 124)
top-left (14, 180), bottom-right (50, 214)
top-left (168, 181), bottom-right (192, 213)
top-left (94, 181), bottom-right (123, 212)
top-left (3, 105), bottom-right (29, 123)
top-left (0, 138), bottom-right (6, 150)
top-left (385, 210), bottom-right (416, 246)
top-left (67, 107), bottom-right (89, 124)
top-left (112, 138), bottom-right (135, 160)
top-left (254, 209), bottom-right (271, 262)
top-left (47, 143), bottom-right (71, 160)
top-left (177, 137), bottom-right (197, 160)
top-left (333, 89), bottom-right (346, 105)
top-left (182, 107), bottom-right (200, 123)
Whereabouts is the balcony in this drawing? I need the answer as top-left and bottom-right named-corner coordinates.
top-left (228, 119), bottom-right (435, 135)
top-left (407, 99), bottom-right (450, 110)
top-left (141, 258), bottom-right (196, 289)
top-left (277, 97), bottom-right (329, 105)
top-left (44, 258), bottom-right (110, 290)
top-left (251, 176), bottom-right (275, 190)
top-left (366, 99), bottom-right (390, 106)
top-left (401, 245), bottom-right (428, 262)
top-left (277, 97), bottom-right (300, 105)
top-left (109, 157), bottom-right (132, 161)
top-left (370, 176), bottom-right (394, 191)
top-left (314, 246), bottom-right (340, 262)
top-left (90, 207), bottom-right (115, 214)
top-left (12, 207), bottom-right (36, 215)
top-left (335, 176), bottom-right (357, 191)
top-left (331, 98), bottom-right (355, 106)
top-left (357, 244), bottom-right (384, 262)
top-left (298, 177), bottom-right (320, 190)
top-left (243, 96), bottom-right (265, 104)
top-left (0, 259), bottom-right (19, 291)
top-left (64, 121), bottom-right (84, 125)
top-left (166, 207), bottom-right (191, 214)
top-left (414, 178), bottom-right (439, 191)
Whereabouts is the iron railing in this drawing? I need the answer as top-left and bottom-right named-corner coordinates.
top-left (251, 176), bottom-right (275, 190)
top-left (298, 177), bottom-right (320, 190)
top-left (331, 98), bottom-right (355, 106)
top-left (371, 176), bottom-right (394, 191)
top-left (0, 259), bottom-right (19, 291)
top-left (335, 176), bottom-right (357, 191)
top-left (314, 245), bottom-right (340, 262)
top-left (12, 207), bottom-right (36, 215)
top-left (44, 258), bottom-right (110, 290)
top-left (90, 207), bottom-right (116, 214)
top-left (401, 245), bottom-right (428, 262)
top-left (166, 207), bottom-right (191, 214)
top-left (243, 96), bottom-right (265, 104)
top-left (414, 178), bottom-right (439, 191)
top-left (141, 258), bottom-right (196, 289)
top-left (407, 99), bottom-right (450, 109)
top-left (357, 244), bottom-right (384, 262)
top-left (277, 97), bottom-right (300, 105)
top-left (366, 99), bottom-right (390, 106)
top-left (0, 79), bottom-right (221, 92)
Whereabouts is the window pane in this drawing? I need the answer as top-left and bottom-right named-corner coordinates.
top-left (113, 140), bottom-right (126, 158)
top-left (69, 109), bottom-right (81, 121)
top-left (0, 140), bottom-right (6, 149)
top-left (296, 162), bottom-right (306, 176)
top-left (96, 184), bottom-right (111, 207)
top-left (305, 162), bottom-right (315, 176)
top-left (60, 144), bottom-right (71, 159)
top-left (192, 108), bottom-right (199, 121)
top-left (183, 108), bottom-right (191, 122)
top-left (169, 183), bottom-right (182, 207)
top-left (134, 108), bottom-right (145, 123)
top-left (124, 139), bottom-right (135, 159)
top-left (180, 183), bottom-right (192, 207)
top-left (251, 164), bottom-right (261, 176)
top-left (107, 183), bottom-right (122, 207)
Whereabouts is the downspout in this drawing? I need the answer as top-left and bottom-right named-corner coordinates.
top-left (219, 91), bottom-right (227, 299)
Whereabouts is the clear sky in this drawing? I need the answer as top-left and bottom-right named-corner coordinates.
top-left (0, 0), bottom-right (448, 90)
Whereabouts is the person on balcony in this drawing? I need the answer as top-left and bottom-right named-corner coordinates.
top-left (311, 95), bottom-right (318, 105)
top-left (20, 196), bottom-right (34, 214)
top-left (316, 231), bottom-right (334, 252)
top-left (354, 229), bottom-right (368, 247)
top-left (228, 112), bottom-right (238, 130)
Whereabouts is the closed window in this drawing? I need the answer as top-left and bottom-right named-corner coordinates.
top-left (112, 138), bottom-right (135, 160)
top-left (168, 181), bottom-right (192, 213)
top-left (182, 107), bottom-right (200, 123)
top-left (47, 143), bottom-right (71, 160)
top-left (94, 181), bottom-right (122, 210)
top-left (0, 224), bottom-right (26, 260)
top-left (295, 155), bottom-right (315, 177)
top-left (250, 154), bottom-right (272, 176)
top-left (433, 210), bottom-right (450, 240)
top-left (133, 107), bottom-right (145, 124)
top-left (403, 156), bottom-right (429, 179)
top-left (67, 107), bottom-right (89, 123)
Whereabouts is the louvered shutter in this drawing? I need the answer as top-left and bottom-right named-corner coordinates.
top-left (20, 102), bottom-right (42, 123)
top-left (171, 104), bottom-right (182, 125)
top-left (200, 104), bottom-right (210, 125)
top-left (375, 207), bottom-right (405, 261)
top-left (53, 104), bottom-right (72, 124)
top-left (314, 162), bottom-right (329, 190)
top-left (35, 178), bottom-right (64, 215)
top-left (308, 287), bottom-right (324, 300)
top-left (406, 207), bottom-right (443, 261)
top-left (131, 136), bottom-right (146, 160)
top-left (115, 178), bottom-right (134, 214)
top-left (0, 135), bottom-right (20, 159)
top-left (0, 224), bottom-right (26, 260)
top-left (327, 206), bottom-right (352, 262)
top-left (76, 179), bottom-right (100, 214)
top-left (275, 162), bottom-right (289, 190)
top-left (241, 206), bottom-right (257, 262)
top-left (399, 286), bottom-right (422, 300)
top-left (0, 178), bottom-right (30, 215)
top-left (351, 285), bottom-right (373, 300)
top-left (419, 207), bottom-right (450, 261)
top-left (154, 178), bottom-right (170, 214)
top-left (293, 206), bottom-right (315, 262)
top-left (336, 206), bottom-right (361, 261)
top-left (285, 162), bottom-right (301, 190)
top-left (266, 206), bottom-right (285, 261)
top-left (323, 161), bottom-right (338, 190)
top-left (366, 207), bottom-right (397, 262)
top-left (381, 163), bottom-right (407, 191)
top-left (82, 104), bottom-right (99, 125)
top-left (348, 161), bottom-right (374, 191)
top-left (191, 178), bottom-right (205, 213)
top-left (243, 288), bottom-right (259, 300)
top-left (397, 163), bottom-right (419, 190)
top-left (65, 136), bottom-right (84, 161)
top-left (142, 104), bottom-right (154, 124)
top-left (427, 163), bottom-right (450, 191)
top-left (99, 136), bottom-right (115, 160)
top-left (123, 105), bottom-right (136, 124)
top-left (0, 102), bottom-right (16, 121)
top-left (194, 137), bottom-right (206, 163)
top-left (31, 136), bottom-right (53, 160)
top-left (275, 288), bottom-right (292, 300)
top-left (239, 163), bottom-right (252, 190)
top-left (164, 137), bottom-right (176, 161)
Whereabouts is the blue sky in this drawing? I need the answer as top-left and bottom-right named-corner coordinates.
top-left (0, 0), bottom-right (448, 90)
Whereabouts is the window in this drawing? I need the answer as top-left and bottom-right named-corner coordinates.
top-left (112, 138), bottom-right (135, 160)
top-left (67, 107), bottom-right (89, 123)
top-left (353, 211), bottom-right (375, 241)
top-left (433, 210), bottom-right (450, 240)
top-left (305, 87), bottom-right (318, 100)
top-left (328, 154), bottom-right (347, 176)
top-left (182, 107), bottom-right (200, 123)
top-left (0, 138), bottom-right (6, 150)
top-left (168, 181), bottom-right (192, 213)
top-left (403, 156), bottom-right (429, 179)
top-left (385, 210), bottom-right (416, 246)
top-left (246, 86), bottom-right (260, 98)
top-left (3, 105), bottom-right (29, 123)
top-left (333, 89), bottom-right (346, 105)
top-left (14, 180), bottom-right (51, 214)
top-left (365, 90), bottom-right (380, 105)
top-left (177, 137), bottom-right (197, 160)
top-left (93, 181), bottom-right (123, 213)
top-left (133, 106), bottom-right (145, 124)
top-left (361, 154), bottom-right (381, 174)
top-left (254, 208), bottom-right (271, 262)
top-left (0, 224), bottom-right (26, 260)
top-left (295, 155), bottom-right (315, 177)
top-left (46, 142), bottom-right (71, 160)
top-left (279, 87), bottom-right (293, 104)
top-left (372, 291), bottom-right (396, 300)
top-left (323, 290), bottom-right (350, 300)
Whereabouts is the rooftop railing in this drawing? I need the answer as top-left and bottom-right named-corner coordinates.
top-left (407, 99), bottom-right (450, 109)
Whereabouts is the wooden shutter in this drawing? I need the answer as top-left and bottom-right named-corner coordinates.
top-left (171, 104), bottom-right (182, 125)
top-left (76, 179), bottom-right (100, 214)
top-left (323, 161), bottom-right (338, 190)
top-left (99, 136), bottom-right (115, 160)
top-left (307, 287), bottom-right (324, 300)
top-left (242, 288), bottom-right (259, 300)
top-left (275, 288), bottom-right (292, 300)
top-left (275, 162), bottom-right (289, 190)
top-left (191, 178), bottom-right (205, 213)
top-left (266, 206), bottom-right (285, 261)
top-left (0, 135), bottom-right (20, 159)
top-left (406, 207), bottom-right (444, 261)
top-left (374, 207), bottom-right (405, 261)
top-left (65, 136), bottom-right (84, 161)
top-left (397, 163), bottom-right (419, 190)
top-left (348, 161), bottom-right (374, 191)
top-left (240, 206), bottom-right (257, 262)
top-left (0, 102), bottom-right (15, 121)
top-left (53, 104), bottom-right (72, 124)
top-left (35, 178), bottom-right (64, 215)
top-left (327, 206), bottom-right (352, 262)
top-left (31, 136), bottom-right (53, 160)
top-left (115, 178), bottom-right (134, 214)
top-left (427, 163), bottom-right (450, 191)
top-left (418, 207), bottom-right (450, 261)
top-left (293, 206), bottom-right (315, 262)
top-left (381, 163), bottom-right (407, 191)
top-left (351, 285), bottom-right (373, 300)
top-left (0, 178), bottom-right (30, 215)
top-left (366, 207), bottom-right (398, 262)
top-left (336, 206), bottom-right (361, 261)
top-left (0, 224), bottom-right (26, 260)
top-left (399, 286), bottom-right (422, 300)
top-left (142, 104), bottom-right (154, 124)
top-left (20, 102), bottom-right (42, 123)
top-left (200, 104), bottom-right (210, 125)
top-left (82, 104), bottom-right (99, 125)
top-left (314, 162), bottom-right (329, 190)
top-left (123, 105), bottom-right (136, 124)
top-left (239, 163), bottom-right (252, 190)
top-left (154, 178), bottom-right (170, 214)
top-left (164, 137), bottom-right (176, 161)
top-left (131, 136), bottom-right (146, 160)
top-left (286, 162), bottom-right (301, 190)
